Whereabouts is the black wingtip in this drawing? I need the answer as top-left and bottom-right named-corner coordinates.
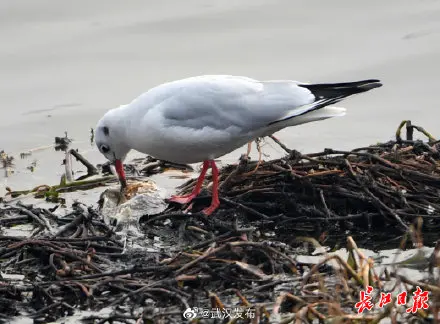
top-left (267, 78), bottom-right (382, 127)
top-left (361, 79), bottom-right (381, 83)
top-left (358, 80), bottom-right (383, 91)
top-left (327, 79), bottom-right (383, 89)
top-left (299, 79), bottom-right (383, 98)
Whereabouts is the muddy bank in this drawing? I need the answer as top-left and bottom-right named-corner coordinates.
top-left (1, 121), bottom-right (440, 323)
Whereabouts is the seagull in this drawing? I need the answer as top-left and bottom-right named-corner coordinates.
top-left (94, 75), bottom-right (382, 215)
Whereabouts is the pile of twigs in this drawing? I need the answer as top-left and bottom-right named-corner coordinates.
top-left (163, 120), bottom-right (440, 240)
top-left (1, 120), bottom-right (440, 323)
top-left (1, 201), bottom-right (439, 323)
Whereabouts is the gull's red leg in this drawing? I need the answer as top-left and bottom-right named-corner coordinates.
top-left (202, 160), bottom-right (220, 216)
top-left (169, 160), bottom-right (210, 204)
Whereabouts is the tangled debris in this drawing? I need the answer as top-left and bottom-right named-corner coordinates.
top-left (55, 132), bottom-right (73, 152)
top-left (1, 120), bottom-right (440, 323)
top-left (163, 120), bottom-right (440, 240)
top-left (0, 151), bottom-right (14, 168)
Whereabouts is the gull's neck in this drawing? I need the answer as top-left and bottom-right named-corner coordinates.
top-left (106, 104), bottom-right (133, 144)
top-left (110, 101), bottom-right (146, 150)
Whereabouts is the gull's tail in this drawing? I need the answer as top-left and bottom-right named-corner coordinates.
top-left (267, 79), bottom-right (382, 127)
top-left (278, 106), bottom-right (347, 128)
top-left (298, 79), bottom-right (383, 111)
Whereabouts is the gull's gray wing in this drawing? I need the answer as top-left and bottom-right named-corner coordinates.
top-left (152, 75), bottom-right (315, 135)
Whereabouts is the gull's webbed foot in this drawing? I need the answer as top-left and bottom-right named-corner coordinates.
top-left (168, 193), bottom-right (197, 205)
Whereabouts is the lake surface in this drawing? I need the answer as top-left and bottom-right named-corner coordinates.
top-left (1, 0), bottom-right (440, 194)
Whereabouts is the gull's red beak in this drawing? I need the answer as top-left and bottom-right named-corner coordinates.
top-left (114, 159), bottom-right (127, 188)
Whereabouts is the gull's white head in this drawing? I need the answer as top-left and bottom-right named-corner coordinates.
top-left (95, 107), bottom-right (130, 186)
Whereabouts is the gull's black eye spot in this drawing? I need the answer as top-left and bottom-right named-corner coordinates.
top-left (100, 144), bottom-right (110, 153)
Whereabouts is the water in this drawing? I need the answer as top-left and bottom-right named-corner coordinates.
top-left (1, 0), bottom-right (440, 194)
